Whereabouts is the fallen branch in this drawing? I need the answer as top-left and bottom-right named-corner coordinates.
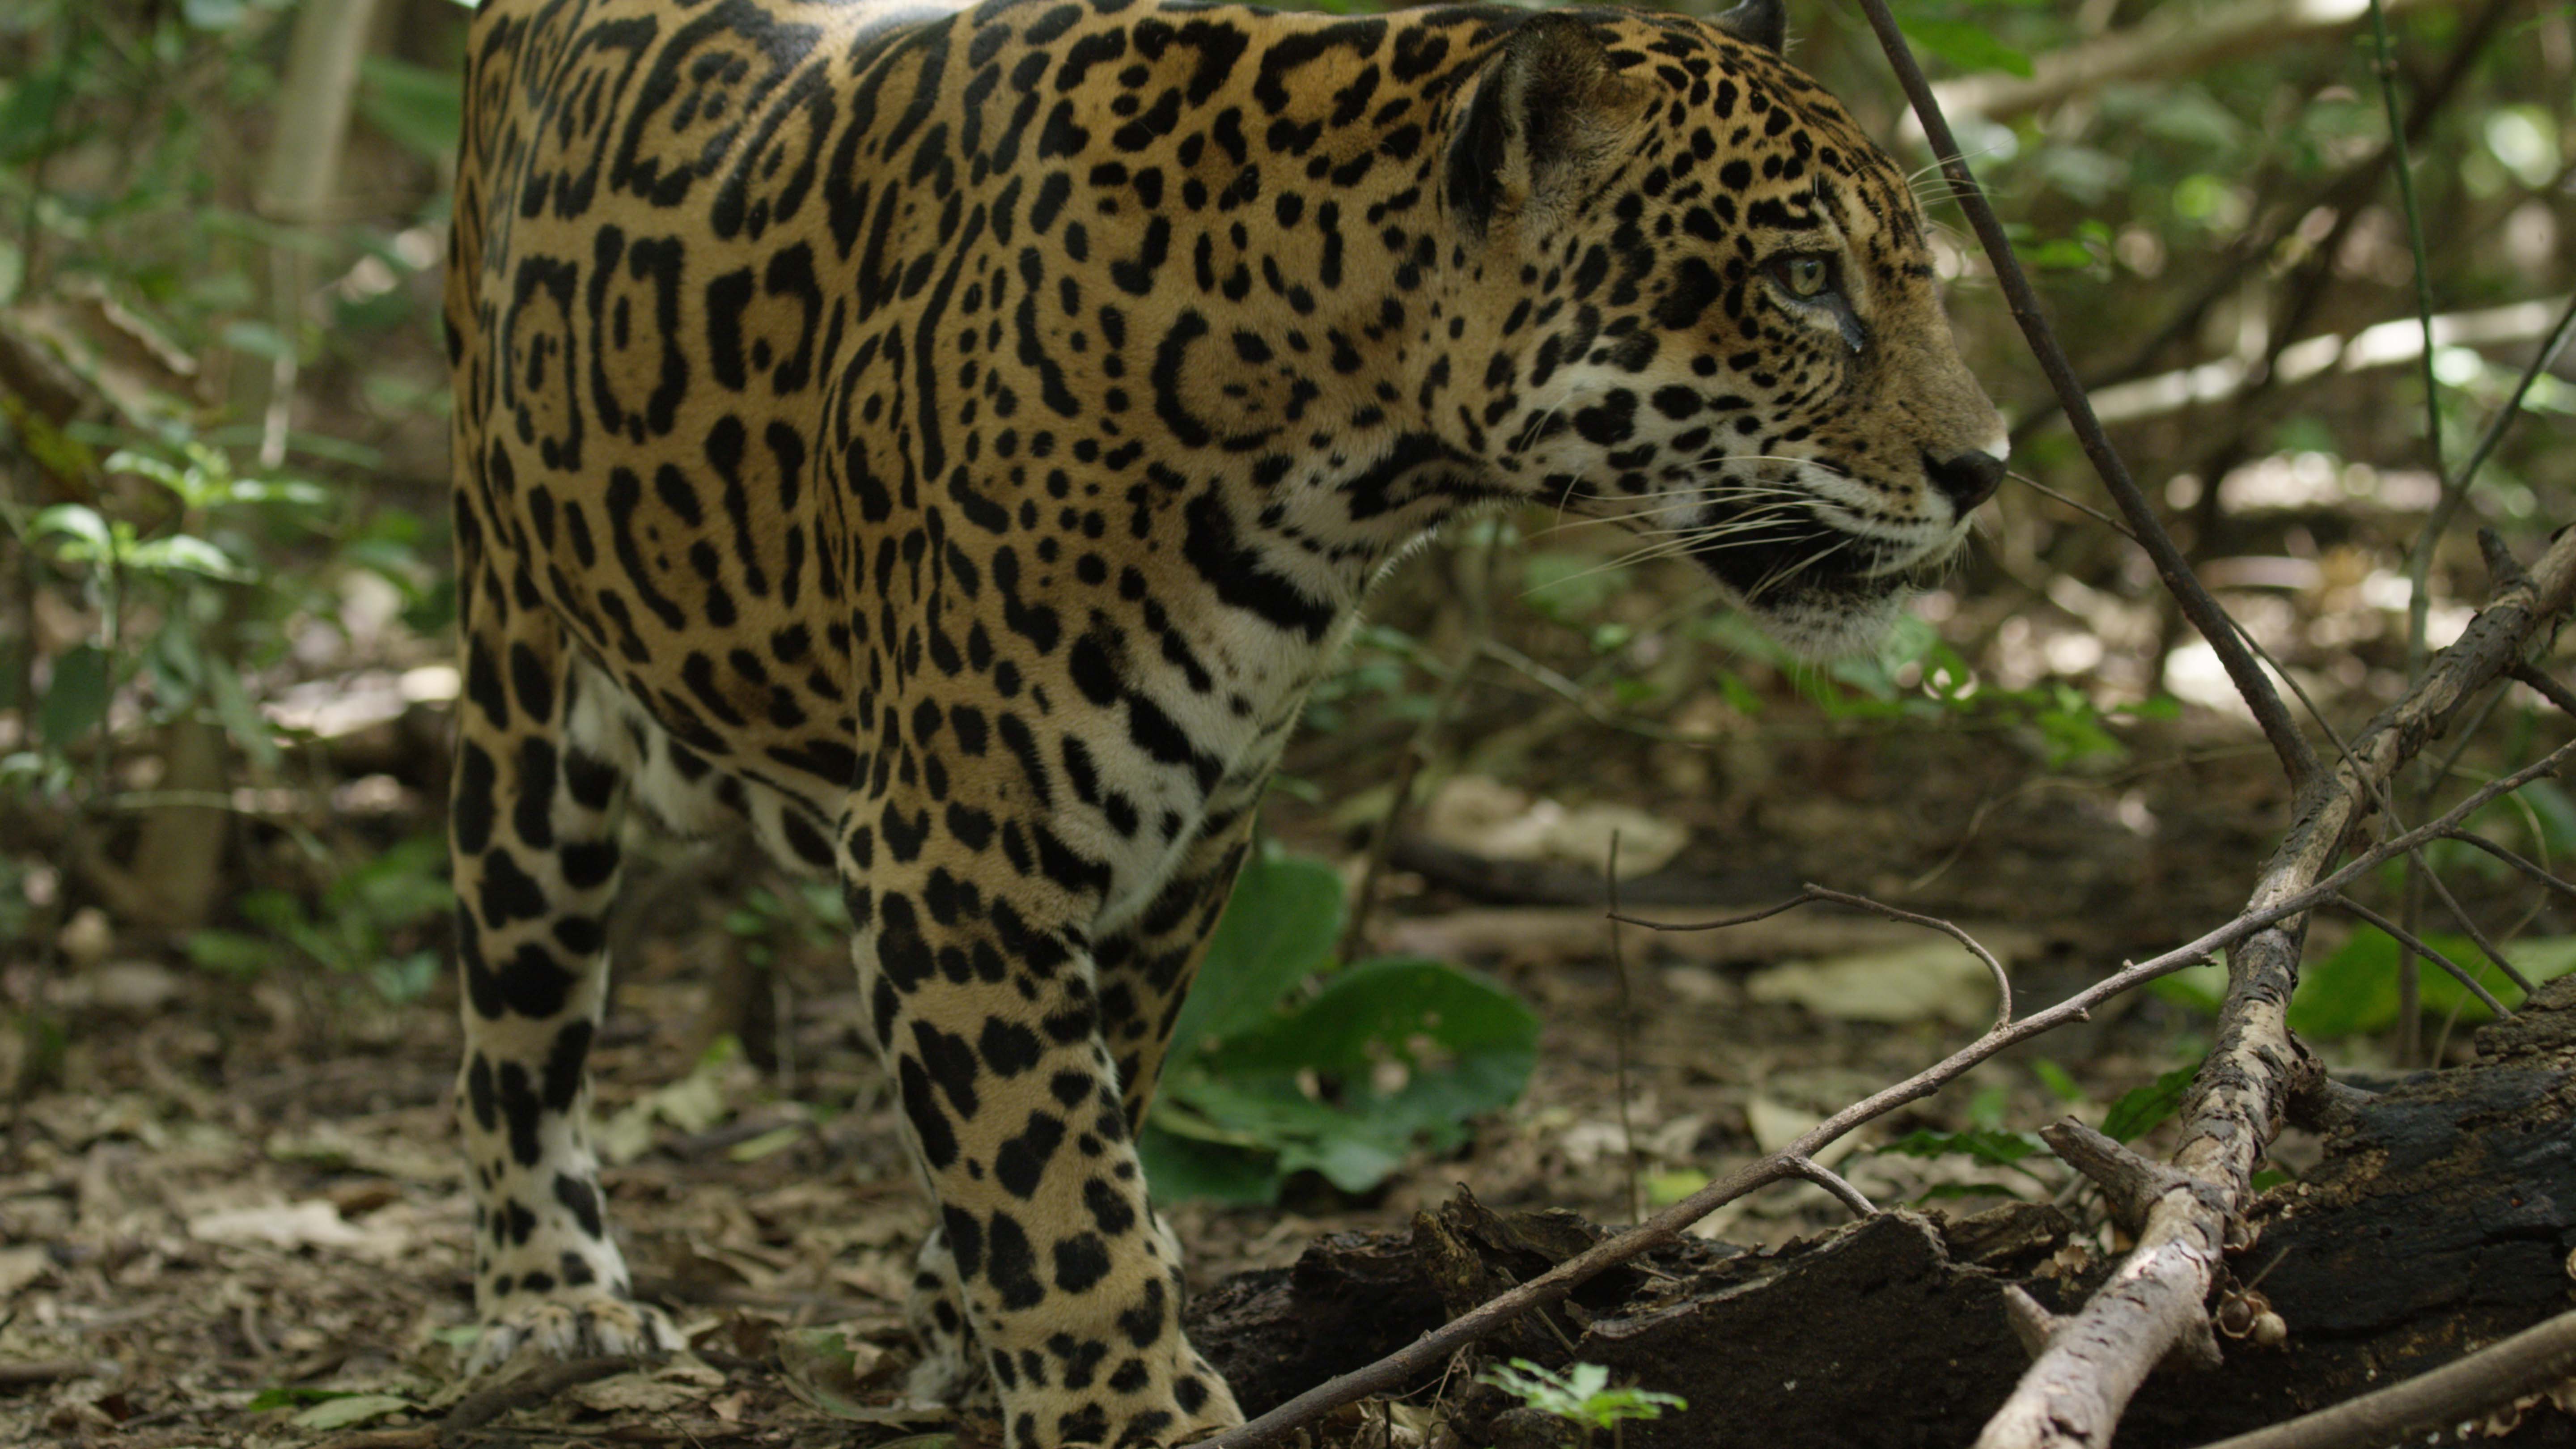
top-left (2191, 1307), bottom-right (2576, 1449)
top-left (1974, 525), bottom-right (2576, 1449)
top-left (1198, 738), bottom-right (2575, 1447)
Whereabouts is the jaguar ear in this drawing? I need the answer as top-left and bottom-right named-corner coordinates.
top-left (1444, 13), bottom-right (1640, 240)
top-left (1712, 0), bottom-right (1786, 54)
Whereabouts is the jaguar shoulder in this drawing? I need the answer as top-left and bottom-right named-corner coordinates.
top-left (441, 0), bottom-right (2004, 1444)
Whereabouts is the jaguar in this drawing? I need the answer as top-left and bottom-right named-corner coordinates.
top-left (441, 0), bottom-right (2007, 1441)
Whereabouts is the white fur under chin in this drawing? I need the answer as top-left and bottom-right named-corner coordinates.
top-left (1748, 587), bottom-right (1909, 661)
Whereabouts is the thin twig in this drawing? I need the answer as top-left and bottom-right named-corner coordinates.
top-left (2512, 664), bottom-right (2576, 721)
top-left (2191, 1307), bottom-right (2576, 1449)
top-left (2416, 863), bottom-right (2538, 996)
top-left (2330, 894), bottom-right (2511, 1018)
top-left (2444, 829), bottom-right (2576, 906)
top-left (2368, 0), bottom-right (2445, 543)
top-left (1607, 833), bottom-right (1644, 1225)
top-left (2451, 291), bottom-right (2576, 506)
top-left (1848, 0), bottom-right (2320, 792)
top-left (1788, 1154), bottom-right (1876, 1217)
top-left (2374, 0), bottom-right (2451, 1071)
top-left (1616, 883), bottom-right (2011, 1030)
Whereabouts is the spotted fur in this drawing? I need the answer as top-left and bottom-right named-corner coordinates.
top-left (442, 0), bottom-right (2004, 1442)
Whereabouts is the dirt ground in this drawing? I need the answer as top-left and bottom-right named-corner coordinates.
top-left (4, 698), bottom-right (2445, 1448)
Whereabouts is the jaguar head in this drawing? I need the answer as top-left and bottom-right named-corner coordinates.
top-left (1439, 0), bottom-right (2007, 657)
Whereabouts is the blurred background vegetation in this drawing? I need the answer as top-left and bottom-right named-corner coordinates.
top-left (0, 0), bottom-right (2571, 1201)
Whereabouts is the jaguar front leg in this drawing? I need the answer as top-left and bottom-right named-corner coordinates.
top-left (846, 826), bottom-right (1244, 1449)
top-left (449, 612), bottom-right (678, 1368)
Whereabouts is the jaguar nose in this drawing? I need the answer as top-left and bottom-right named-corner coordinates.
top-left (1924, 449), bottom-right (2006, 512)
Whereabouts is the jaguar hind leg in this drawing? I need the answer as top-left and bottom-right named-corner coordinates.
top-left (450, 611), bottom-right (678, 1370)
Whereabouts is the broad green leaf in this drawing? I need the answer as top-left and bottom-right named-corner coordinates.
top-left (1165, 852), bottom-right (1345, 1051)
top-left (2291, 928), bottom-right (2576, 1036)
top-left (127, 534), bottom-right (251, 581)
top-left (32, 503), bottom-right (110, 551)
top-left (39, 645), bottom-right (110, 746)
top-left (1138, 1124), bottom-right (1282, 1205)
top-left (2102, 1063), bottom-right (2199, 1144)
top-left (1158, 958), bottom-right (1540, 1195)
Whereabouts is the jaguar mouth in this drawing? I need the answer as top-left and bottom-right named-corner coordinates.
top-left (1685, 499), bottom-right (1960, 656)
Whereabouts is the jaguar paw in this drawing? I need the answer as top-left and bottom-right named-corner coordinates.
top-left (464, 1293), bottom-right (682, 1374)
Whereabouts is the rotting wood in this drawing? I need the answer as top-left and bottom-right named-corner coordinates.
top-left (1188, 983), bottom-right (2576, 1445)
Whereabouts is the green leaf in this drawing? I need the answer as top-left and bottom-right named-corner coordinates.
top-left (2030, 1059), bottom-right (2084, 1105)
top-left (2102, 1063), bottom-right (2199, 1144)
top-left (1159, 958), bottom-right (1540, 1196)
top-left (207, 666), bottom-right (281, 767)
top-left (220, 321), bottom-right (295, 363)
top-left (186, 929), bottom-right (277, 976)
top-left (126, 534), bottom-right (251, 581)
top-left (32, 503), bottom-right (111, 553)
top-left (359, 55), bottom-right (465, 162)
top-left (1137, 1124), bottom-right (1283, 1205)
top-left (39, 645), bottom-right (110, 746)
top-left (1879, 1127), bottom-right (2043, 1167)
top-left (1897, 18), bottom-right (2035, 78)
top-left (1165, 852), bottom-right (1345, 1051)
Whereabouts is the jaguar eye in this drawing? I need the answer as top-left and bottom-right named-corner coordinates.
top-left (1770, 255), bottom-right (1834, 299)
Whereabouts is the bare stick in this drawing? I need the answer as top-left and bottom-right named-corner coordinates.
top-left (2002, 1287), bottom-right (2063, 1361)
top-left (1847, 0), bottom-right (2319, 791)
top-left (2416, 863), bottom-right (2537, 996)
top-left (1199, 743), bottom-right (2575, 1449)
top-left (1789, 1155), bottom-right (1876, 1217)
top-left (2190, 1307), bottom-right (2576, 1449)
top-left (2037, 1120), bottom-right (2201, 1236)
top-left (1607, 833), bottom-right (1644, 1225)
top-left (2512, 664), bottom-right (2576, 721)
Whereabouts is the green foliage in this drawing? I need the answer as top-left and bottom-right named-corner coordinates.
top-left (186, 834), bottom-right (453, 1002)
top-left (2155, 931), bottom-right (2576, 1039)
top-left (722, 881), bottom-right (852, 968)
top-left (4, 440), bottom-right (386, 792)
top-left (1698, 612), bottom-right (2175, 767)
top-left (2102, 1063), bottom-right (2200, 1144)
top-left (1140, 850), bottom-right (1539, 1203)
top-left (1478, 1360), bottom-right (1687, 1435)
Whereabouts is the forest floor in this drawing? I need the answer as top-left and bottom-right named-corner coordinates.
top-left (5, 694), bottom-right (2452, 1449)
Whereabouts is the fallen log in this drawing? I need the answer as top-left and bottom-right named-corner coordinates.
top-left (1184, 974), bottom-right (2576, 1446)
